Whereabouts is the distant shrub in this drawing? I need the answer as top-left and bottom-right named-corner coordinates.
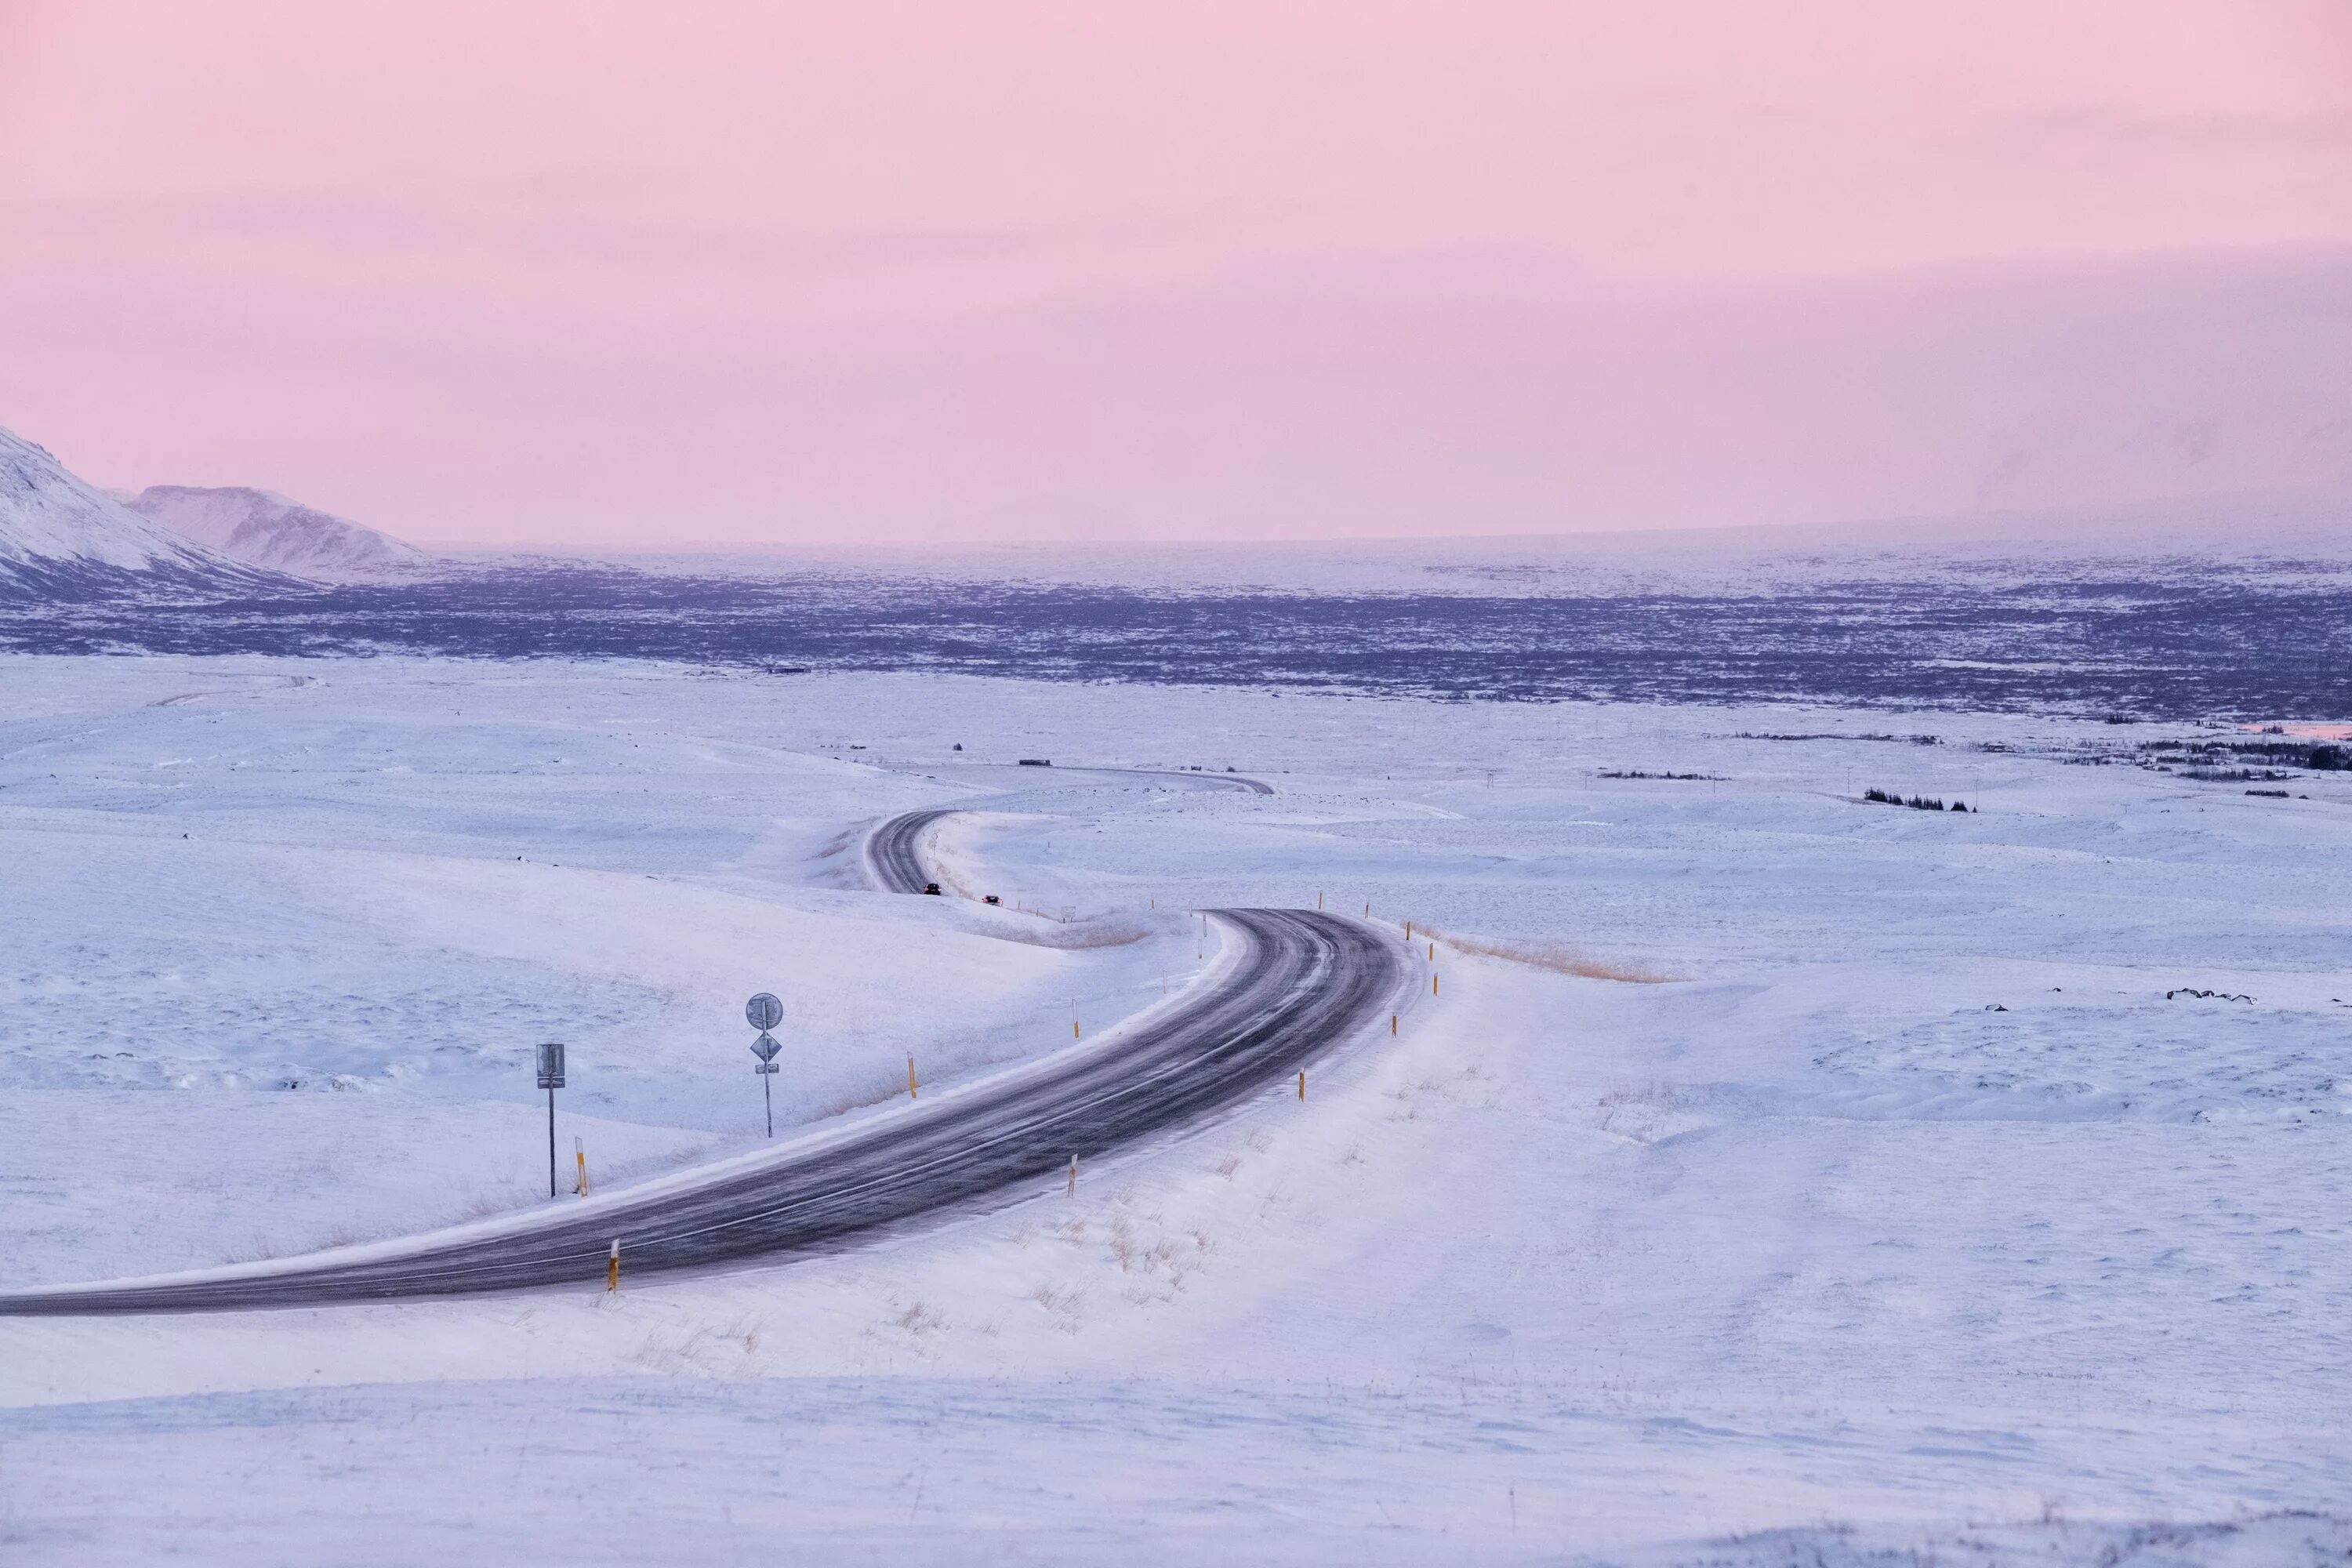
top-left (2151, 739), bottom-right (2346, 771)
top-left (2184, 766), bottom-right (2292, 782)
top-left (1599, 770), bottom-right (1719, 781)
top-left (1862, 788), bottom-right (1956, 811)
top-left (2246, 788), bottom-right (2290, 798)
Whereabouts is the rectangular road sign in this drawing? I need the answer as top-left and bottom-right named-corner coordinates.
top-left (535, 1041), bottom-right (566, 1090)
top-left (756, 1061), bottom-right (780, 1075)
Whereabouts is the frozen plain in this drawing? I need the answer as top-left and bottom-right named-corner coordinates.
top-left (1, 655), bottom-right (2347, 1565)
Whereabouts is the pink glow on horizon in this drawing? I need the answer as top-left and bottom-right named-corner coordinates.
top-left (2, 2), bottom-right (2347, 546)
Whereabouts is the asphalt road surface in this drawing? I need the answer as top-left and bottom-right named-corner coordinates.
top-left (2, 819), bottom-right (1399, 1315)
top-left (866, 805), bottom-right (961, 893)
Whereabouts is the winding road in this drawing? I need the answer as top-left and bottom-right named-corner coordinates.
top-left (866, 805), bottom-right (962, 893)
top-left (1, 807), bottom-right (1399, 1316)
top-left (866, 768), bottom-right (1269, 895)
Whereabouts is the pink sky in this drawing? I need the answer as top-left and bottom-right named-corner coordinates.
top-left (2, 1), bottom-right (2347, 546)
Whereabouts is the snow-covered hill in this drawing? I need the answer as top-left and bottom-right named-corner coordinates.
top-left (0, 426), bottom-right (296, 601)
top-left (124, 485), bottom-right (430, 579)
top-left (3, 659), bottom-right (2347, 1559)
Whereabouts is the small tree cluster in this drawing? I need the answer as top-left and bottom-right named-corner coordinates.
top-left (1863, 788), bottom-right (1969, 812)
top-left (1598, 769), bottom-right (1719, 780)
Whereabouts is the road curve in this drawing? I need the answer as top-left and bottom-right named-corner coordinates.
top-left (865, 770), bottom-right (1269, 895)
top-left (1110, 768), bottom-right (1273, 796)
top-left (0, 908), bottom-right (1403, 1316)
top-left (866, 806), bottom-right (960, 893)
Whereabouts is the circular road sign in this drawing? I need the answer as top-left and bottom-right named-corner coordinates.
top-left (746, 993), bottom-right (784, 1032)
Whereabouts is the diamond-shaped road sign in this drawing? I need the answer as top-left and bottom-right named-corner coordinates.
top-left (750, 1031), bottom-right (782, 1062)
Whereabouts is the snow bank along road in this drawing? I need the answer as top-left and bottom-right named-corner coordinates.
top-left (0, 812), bottom-right (1399, 1316)
top-left (865, 771), bottom-right (1269, 894)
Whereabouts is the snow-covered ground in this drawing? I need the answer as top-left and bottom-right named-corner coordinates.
top-left (2, 655), bottom-right (2347, 1564)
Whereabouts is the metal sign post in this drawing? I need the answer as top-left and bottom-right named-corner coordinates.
top-left (746, 993), bottom-right (784, 1138)
top-left (535, 1042), bottom-right (567, 1198)
top-left (751, 1033), bottom-right (781, 1134)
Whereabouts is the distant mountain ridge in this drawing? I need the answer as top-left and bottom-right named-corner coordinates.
top-left (0, 426), bottom-right (297, 602)
top-left (123, 485), bottom-right (430, 579)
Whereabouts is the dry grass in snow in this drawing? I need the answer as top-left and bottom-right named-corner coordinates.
top-left (1421, 923), bottom-right (1677, 983)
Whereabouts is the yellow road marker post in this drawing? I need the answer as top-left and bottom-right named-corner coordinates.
top-left (907, 1056), bottom-right (919, 1099)
top-left (1068, 1156), bottom-right (1078, 1196)
top-left (1298, 1069), bottom-right (1305, 1100)
top-left (573, 1137), bottom-right (589, 1197)
top-left (605, 1240), bottom-right (620, 1294)
top-left (1391, 1014), bottom-right (1397, 1034)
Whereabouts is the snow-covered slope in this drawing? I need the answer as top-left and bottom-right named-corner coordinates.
top-left (0, 426), bottom-right (296, 601)
top-left (124, 485), bottom-right (430, 579)
top-left (2, 660), bottom-right (2347, 1561)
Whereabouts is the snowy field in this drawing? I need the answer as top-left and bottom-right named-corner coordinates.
top-left (2, 654), bottom-right (2348, 1564)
